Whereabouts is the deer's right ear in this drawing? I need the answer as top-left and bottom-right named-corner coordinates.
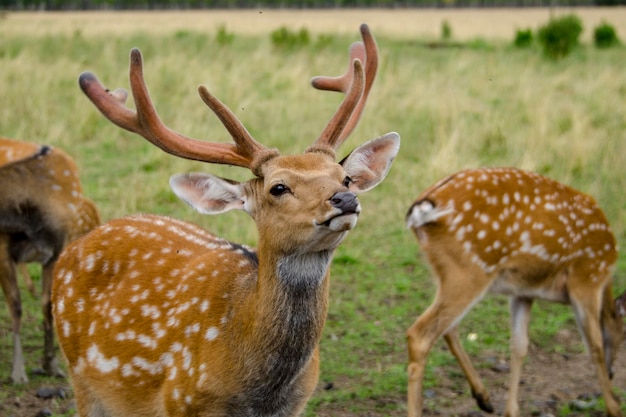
top-left (170, 173), bottom-right (247, 215)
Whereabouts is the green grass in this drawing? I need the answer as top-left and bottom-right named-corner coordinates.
top-left (1, 14), bottom-right (626, 416)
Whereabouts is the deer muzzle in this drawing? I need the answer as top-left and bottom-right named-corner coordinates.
top-left (319, 191), bottom-right (361, 232)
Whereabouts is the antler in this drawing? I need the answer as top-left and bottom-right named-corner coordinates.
top-left (79, 25), bottom-right (376, 171)
top-left (79, 48), bottom-right (276, 172)
top-left (311, 23), bottom-right (378, 150)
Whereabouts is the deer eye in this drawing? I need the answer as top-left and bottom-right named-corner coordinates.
top-left (342, 176), bottom-right (353, 187)
top-left (270, 184), bottom-right (290, 196)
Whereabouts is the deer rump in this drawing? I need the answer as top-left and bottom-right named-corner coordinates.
top-left (0, 146), bottom-right (67, 266)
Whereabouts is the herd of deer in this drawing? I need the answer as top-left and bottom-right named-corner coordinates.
top-left (1, 23), bottom-right (625, 417)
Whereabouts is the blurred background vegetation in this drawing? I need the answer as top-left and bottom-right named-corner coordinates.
top-left (1, 9), bottom-right (626, 416)
top-left (0, 0), bottom-right (625, 11)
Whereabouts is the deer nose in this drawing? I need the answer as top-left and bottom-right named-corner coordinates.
top-left (329, 191), bottom-right (359, 214)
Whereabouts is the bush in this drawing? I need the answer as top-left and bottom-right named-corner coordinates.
top-left (513, 28), bottom-right (533, 48)
top-left (441, 20), bottom-right (452, 41)
top-left (594, 21), bottom-right (620, 48)
top-left (216, 25), bottom-right (234, 45)
top-left (537, 14), bottom-right (583, 59)
top-left (270, 27), bottom-right (310, 49)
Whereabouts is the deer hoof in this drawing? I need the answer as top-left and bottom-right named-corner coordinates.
top-left (472, 390), bottom-right (494, 413)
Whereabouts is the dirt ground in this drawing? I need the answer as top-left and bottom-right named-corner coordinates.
top-left (429, 335), bottom-right (626, 417)
top-left (2, 328), bottom-right (625, 416)
top-left (312, 328), bottom-right (626, 416)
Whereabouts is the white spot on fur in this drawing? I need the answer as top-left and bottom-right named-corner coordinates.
top-left (56, 298), bottom-right (65, 314)
top-left (85, 254), bottom-right (96, 271)
top-left (87, 344), bottom-right (119, 374)
top-left (73, 357), bottom-right (86, 375)
top-left (205, 327), bottom-right (219, 341)
top-left (62, 270), bottom-right (73, 285)
top-left (132, 356), bottom-right (163, 375)
top-left (185, 323), bottom-right (201, 337)
top-left (141, 305), bottom-right (161, 320)
top-left (137, 334), bottom-right (157, 349)
top-left (88, 321), bottom-right (97, 336)
top-left (169, 366), bottom-right (178, 381)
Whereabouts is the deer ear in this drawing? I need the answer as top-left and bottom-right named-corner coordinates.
top-left (340, 132), bottom-right (400, 193)
top-left (170, 173), bottom-right (247, 215)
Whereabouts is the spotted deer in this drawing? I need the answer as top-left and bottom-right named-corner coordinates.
top-left (52, 24), bottom-right (399, 416)
top-left (405, 167), bottom-right (626, 417)
top-left (0, 137), bottom-right (100, 384)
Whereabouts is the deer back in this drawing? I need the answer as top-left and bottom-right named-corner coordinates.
top-left (407, 168), bottom-right (617, 299)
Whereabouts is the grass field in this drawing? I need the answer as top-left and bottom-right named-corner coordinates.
top-left (1, 9), bottom-right (626, 416)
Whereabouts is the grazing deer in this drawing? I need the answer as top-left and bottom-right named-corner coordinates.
top-left (0, 137), bottom-right (100, 384)
top-left (52, 24), bottom-right (399, 416)
top-left (405, 167), bottom-right (626, 417)
top-left (2, 143), bottom-right (45, 298)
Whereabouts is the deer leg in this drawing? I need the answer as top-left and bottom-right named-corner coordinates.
top-left (600, 285), bottom-right (623, 379)
top-left (569, 284), bottom-right (622, 417)
top-left (41, 260), bottom-right (64, 377)
top-left (0, 253), bottom-right (28, 384)
top-left (407, 270), bottom-right (492, 417)
top-left (19, 263), bottom-right (37, 297)
top-left (505, 296), bottom-right (533, 417)
top-left (443, 327), bottom-right (493, 413)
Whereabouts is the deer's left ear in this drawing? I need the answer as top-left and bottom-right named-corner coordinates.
top-left (340, 132), bottom-right (400, 193)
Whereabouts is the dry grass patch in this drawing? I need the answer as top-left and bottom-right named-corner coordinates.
top-left (2, 8), bottom-right (626, 41)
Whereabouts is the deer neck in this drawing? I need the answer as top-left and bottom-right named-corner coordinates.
top-left (248, 245), bottom-right (332, 345)
top-left (222, 246), bottom-right (332, 414)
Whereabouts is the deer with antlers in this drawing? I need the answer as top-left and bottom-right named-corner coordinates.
top-left (405, 167), bottom-right (625, 417)
top-left (0, 137), bottom-right (100, 384)
top-left (52, 24), bottom-right (399, 416)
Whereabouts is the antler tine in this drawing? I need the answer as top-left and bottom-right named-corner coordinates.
top-left (79, 48), bottom-right (266, 169)
top-left (311, 23), bottom-right (378, 150)
top-left (310, 57), bottom-right (365, 153)
top-left (310, 42), bottom-right (366, 93)
top-left (197, 86), bottom-right (278, 174)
